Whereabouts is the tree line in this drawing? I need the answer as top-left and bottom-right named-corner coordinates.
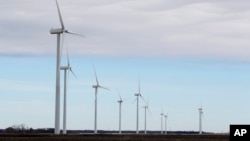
top-left (2, 124), bottom-right (54, 133)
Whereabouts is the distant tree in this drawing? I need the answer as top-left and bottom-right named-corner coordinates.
top-left (5, 124), bottom-right (29, 133)
top-left (29, 128), bottom-right (34, 133)
top-left (5, 127), bottom-right (15, 133)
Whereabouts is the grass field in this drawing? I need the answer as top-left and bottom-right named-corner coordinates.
top-left (0, 134), bottom-right (229, 141)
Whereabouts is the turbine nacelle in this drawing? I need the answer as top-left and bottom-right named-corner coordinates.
top-left (51, 28), bottom-right (84, 36)
top-left (117, 91), bottom-right (124, 104)
top-left (50, 28), bottom-right (64, 34)
top-left (198, 108), bottom-right (203, 115)
top-left (198, 108), bottom-right (203, 112)
top-left (135, 93), bottom-right (140, 96)
top-left (60, 66), bottom-right (71, 70)
top-left (93, 85), bottom-right (109, 90)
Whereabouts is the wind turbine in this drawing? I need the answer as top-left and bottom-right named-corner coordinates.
top-left (50, 0), bottom-right (83, 134)
top-left (160, 111), bottom-right (164, 134)
top-left (198, 107), bottom-right (203, 134)
top-left (143, 101), bottom-right (150, 134)
top-left (117, 91), bottom-right (124, 134)
top-left (92, 68), bottom-right (110, 134)
top-left (60, 45), bottom-right (77, 134)
top-left (164, 114), bottom-right (168, 134)
top-left (134, 79), bottom-right (144, 134)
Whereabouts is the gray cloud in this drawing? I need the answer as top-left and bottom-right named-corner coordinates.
top-left (1, 0), bottom-right (250, 60)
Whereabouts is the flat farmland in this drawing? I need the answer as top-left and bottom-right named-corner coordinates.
top-left (0, 134), bottom-right (229, 141)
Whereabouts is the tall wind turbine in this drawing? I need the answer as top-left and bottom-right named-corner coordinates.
top-left (50, 0), bottom-right (83, 134)
top-left (92, 68), bottom-right (110, 134)
top-left (134, 79), bottom-right (144, 134)
top-left (143, 101), bottom-right (150, 134)
top-left (60, 46), bottom-right (77, 134)
top-left (198, 107), bottom-right (203, 134)
top-left (117, 92), bottom-right (123, 134)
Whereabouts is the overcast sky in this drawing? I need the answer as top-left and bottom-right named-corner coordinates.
top-left (0, 0), bottom-right (250, 133)
top-left (1, 0), bottom-right (250, 59)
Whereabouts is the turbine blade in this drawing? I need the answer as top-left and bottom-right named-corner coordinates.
top-left (146, 96), bottom-right (150, 105)
top-left (140, 95), bottom-right (145, 102)
top-left (117, 90), bottom-right (122, 101)
top-left (145, 99), bottom-right (152, 116)
top-left (147, 107), bottom-right (152, 116)
top-left (65, 30), bottom-right (85, 37)
top-left (55, 0), bottom-right (64, 29)
top-left (138, 77), bottom-right (141, 94)
top-left (119, 94), bottom-right (122, 101)
top-left (122, 98), bottom-right (127, 102)
top-left (70, 68), bottom-right (77, 79)
top-left (99, 85), bottom-right (110, 91)
top-left (161, 108), bottom-right (164, 116)
top-left (132, 98), bottom-right (137, 104)
top-left (93, 67), bottom-right (99, 85)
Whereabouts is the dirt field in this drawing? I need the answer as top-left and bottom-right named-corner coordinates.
top-left (0, 134), bottom-right (229, 141)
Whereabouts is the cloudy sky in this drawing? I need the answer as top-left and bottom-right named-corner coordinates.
top-left (0, 0), bottom-right (250, 133)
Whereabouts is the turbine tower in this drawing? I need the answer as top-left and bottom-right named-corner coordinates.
top-left (50, 0), bottom-right (83, 134)
top-left (134, 79), bottom-right (144, 134)
top-left (92, 68), bottom-right (109, 134)
top-left (60, 46), bottom-right (77, 134)
top-left (117, 92), bottom-right (123, 134)
top-left (198, 107), bottom-right (203, 134)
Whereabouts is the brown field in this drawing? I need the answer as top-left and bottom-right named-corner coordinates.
top-left (0, 134), bottom-right (229, 141)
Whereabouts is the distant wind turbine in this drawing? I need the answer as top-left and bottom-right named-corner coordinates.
top-left (134, 79), bottom-right (145, 134)
top-left (50, 0), bottom-right (84, 134)
top-left (143, 100), bottom-right (151, 134)
top-left (198, 107), bottom-right (203, 134)
top-left (60, 45), bottom-right (77, 134)
top-left (92, 68), bottom-right (110, 134)
top-left (160, 111), bottom-right (164, 134)
top-left (164, 114), bottom-right (168, 134)
top-left (117, 91), bottom-right (124, 134)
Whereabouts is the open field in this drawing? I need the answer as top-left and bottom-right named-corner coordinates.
top-left (0, 134), bottom-right (229, 141)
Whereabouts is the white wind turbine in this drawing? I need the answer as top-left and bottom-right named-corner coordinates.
top-left (160, 110), bottom-right (164, 134)
top-left (50, 0), bottom-right (84, 134)
top-left (198, 107), bottom-right (203, 134)
top-left (134, 79), bottom-right (145, 134)
top-left (117, 91), bottom-right (124, 134)
top-left (143, 100), bottom-right (151, 134)
top-left (92, 68), bottom-right (110, 134)
top-left (164, 114), bottom-right (168, 134)
top-left (60, 45), bottom-right (77, 134)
